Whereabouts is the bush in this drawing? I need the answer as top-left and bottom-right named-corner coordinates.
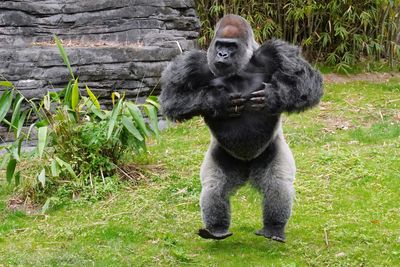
top-left (0, 36), bottom-right (160, 210)
top-left (196, 0), bottom-right (400, 73)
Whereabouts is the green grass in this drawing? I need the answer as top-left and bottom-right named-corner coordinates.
top-left (1, 81), bottom-right (400, 266)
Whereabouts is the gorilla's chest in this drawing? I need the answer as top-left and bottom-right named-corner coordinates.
top-left (205, 113), bottom-right (280, 161)
top-left (211, 73), bottom-right (266, 98)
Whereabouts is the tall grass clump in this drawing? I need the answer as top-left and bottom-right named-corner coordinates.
top-left (196, 0), bottom-right (400, 73)
top-left (0, 36), bottom-right (160, 210)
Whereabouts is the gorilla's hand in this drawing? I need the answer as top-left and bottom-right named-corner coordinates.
top-left (227, 92), bottom-right (246, 117)
top-left (247, 83), bottom-right (272, 111)
top-left (206, 86), bottom-right (246, 118)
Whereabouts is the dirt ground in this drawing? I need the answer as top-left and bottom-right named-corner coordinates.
top-left (323, 72), bottom-right (400, 84)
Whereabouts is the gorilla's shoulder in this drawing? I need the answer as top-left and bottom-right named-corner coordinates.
top-left (257, 39), bottom-right (304, 72)
top-left (161, 49), bottom-right (212, 92)
top-left (261, 39), bottom-right (301, 57)
top-left (171, 50), bottom-right (208, 66)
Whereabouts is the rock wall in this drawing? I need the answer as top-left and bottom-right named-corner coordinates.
top-left (0, 0), bottom-right (200, 99)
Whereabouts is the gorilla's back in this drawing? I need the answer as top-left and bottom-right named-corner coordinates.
top-left (205, 112), bottom-right (281, 161)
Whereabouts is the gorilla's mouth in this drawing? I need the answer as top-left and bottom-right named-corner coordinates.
top-left (214, 61), bottom-right (229, 69)
top-left (214, 62), bottom-right (235, 75)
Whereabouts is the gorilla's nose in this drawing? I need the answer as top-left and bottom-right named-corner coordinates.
top-left (217, 51), bottom-right (229, 59)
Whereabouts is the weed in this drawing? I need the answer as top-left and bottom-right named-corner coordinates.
top-left (0, 36), bottom-right (160, 209)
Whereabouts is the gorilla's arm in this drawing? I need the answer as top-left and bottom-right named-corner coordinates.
top-left (249, 39), bottom-right (323, 113)
top-left (160, 50), bottom-right (245, 121)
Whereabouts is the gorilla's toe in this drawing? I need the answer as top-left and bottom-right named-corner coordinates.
top-left (198, 228), bottom-right (232, 240)
top-left (255, 228), bottom-right (286, 243)
top-left (255, 229), bottom-right (270, 237)
top-left (271, 235), bottom-right (286, 243)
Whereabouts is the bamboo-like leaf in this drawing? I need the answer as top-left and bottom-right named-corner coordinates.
top-left (85, 84), bottom-right (100, 109)
top-left (63, 79), bottom-right (73, 107)
top-left (10, 95), bottom-right (24, 137)
top-left (16, 110), bottom-right (28, 139)
top-left (51, 159), bottom-right (60, 177)
top-left (37, 126), bottom-right (48, 158)
top-left (14, 171), bottom-right (21, 186)
top-left (41, 198), bottom-right (51, 214)
top-left (11, 142), bottom-right (20, 162)
top-left (89, 104), bottom-right (106, 119)
top-left (126, 102), bottom-right (150, 137)
top-left (0, 81), bottom-right (13, 88)
top-left (122, 116), bottom-right (144, 141)
top-left (27, 121), bottom-right (37, 139)
top-left (55, 157), bottom-right (77, 179)
top-left (71, 78), bottom-right (79, 110)
top-left (107, 99), bottom-right (123, 140)
top-left (111, 92), bottom-right (121, 106)
top-left (143, 104), bottom-right (160, 139)
top-left (49, 91), bottom-right (60, 102)
top-left (38, 168), bottom-right (46, 188)
top-left (6, 158), bottom-right (17, 184)
top-left (54, 35), bottom-right (75, 79)
top-left (145, 96), bottom-right (160, 110)
top-left (0, 90), bottom-right (13, 123)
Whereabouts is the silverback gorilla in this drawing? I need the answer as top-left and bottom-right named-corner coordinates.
top-left (159, 14), bottom-right (323, 242)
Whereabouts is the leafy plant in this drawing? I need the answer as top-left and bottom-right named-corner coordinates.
top-left (0, 35), bottom-right (160, 208)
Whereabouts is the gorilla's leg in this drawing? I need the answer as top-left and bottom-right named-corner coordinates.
top-left (251, 132), bottom-right (296, 243)
top-left (198, 138), bottom-right (247, 240)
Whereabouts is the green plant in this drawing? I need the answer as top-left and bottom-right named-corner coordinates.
top-left (0, 35), bottom-right (160, 208)
top-left (196, 0), bottom-right (400, 72)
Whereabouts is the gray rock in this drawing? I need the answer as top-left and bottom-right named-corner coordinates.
top-left (0, 0), bottom-right (199, 97)
top-left (0, 0), bottom-right (200, 140)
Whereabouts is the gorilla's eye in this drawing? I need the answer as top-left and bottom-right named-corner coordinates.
top-left (216, 41), bottom-right (238, 50)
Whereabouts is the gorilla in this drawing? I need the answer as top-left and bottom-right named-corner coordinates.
top-left (159, 14), bottom-right (323, 242)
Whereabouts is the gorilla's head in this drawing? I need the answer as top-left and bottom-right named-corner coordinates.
top-left (207, 14), bottom-right (259, 76)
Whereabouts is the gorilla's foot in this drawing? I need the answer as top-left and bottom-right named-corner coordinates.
top-left (255, 226), bottom-right (286, 243)
top-left (198, 228), bottom-right (232, 240)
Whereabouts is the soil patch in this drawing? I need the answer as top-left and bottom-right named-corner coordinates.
top-left (323, 72), bottom-right (400, 84)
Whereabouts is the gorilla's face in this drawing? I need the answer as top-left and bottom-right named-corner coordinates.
top-left (208, 37), bottom-right (253, 76)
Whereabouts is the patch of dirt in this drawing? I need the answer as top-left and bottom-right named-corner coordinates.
top-left (323, 72), bottom-right (400, 84)
top-left (394, 112), bottom-right (400, 122)
top-left (117, 164), bottom-right (165, 185)
top-left (31, 40), bottom-right (144, 48)
top-left (7, 196), bottom-right (39, 215)
top-left (318, 102), bottom-right (355, 133)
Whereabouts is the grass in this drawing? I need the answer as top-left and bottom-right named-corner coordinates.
top-left (1, 80), bottom-right (400, 266)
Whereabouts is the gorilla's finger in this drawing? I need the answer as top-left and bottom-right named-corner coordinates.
top-left (231, 98), bottom-right (247, 105)
top-left (251, 90), bottom-right (266, 97)
top-left (250, 97), bottom-right (265, 103)
top-left (228, 105), bottom-right (245, 113)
